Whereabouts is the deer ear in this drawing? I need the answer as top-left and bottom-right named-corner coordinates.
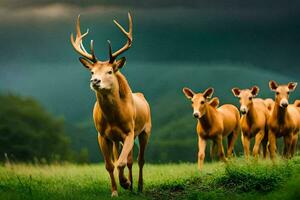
top-left (79, 57), bottom-right (93, 69)
top-left (113, 57), bottom-right (126, 72)
top-left (251, 86), bottom-right (260, 97)
top-left (288, 82), bottom-right (297, 91)
top-left (209, 97), bottom-right (219, 108)
top-left (183, 87), bottom-right (195, 100)
top-left (232, 88), bottom-right (241, 97)
top-left (294, 100), bottom-right (300, 108)
top-left (203, 87), bottom-right (214, 99)
top-left (269, 80), bottom-right (278, 91)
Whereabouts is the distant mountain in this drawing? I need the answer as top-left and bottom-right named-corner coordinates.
top-left (1, 62), bottom-right (299, 162)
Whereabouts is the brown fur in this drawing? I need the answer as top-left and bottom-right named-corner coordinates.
top-left (94, 72), bottom-right (151, 194)
top-left (71, 13), bottom-right (151, 197)
top-left (183, 87), bottom-right (240, 170)
top-left (232, 86), bottom-right (269, 159)
top-left (268, 80), bottom-right (300, 160)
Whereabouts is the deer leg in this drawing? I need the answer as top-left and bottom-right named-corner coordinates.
top-left (283, 135), bottom-right (293, 159)
top-left (227, 130), bottom-right (238, 157)
top-left (262, 137), bottom-right (268, 159)
top-left (118, 146), bottom-right (133, 189)
top-left (253, 131), bottom-right (264, 158)
top-left (227, 133), bottom-right (233, 157)
top-left (127, 148), bottom-right (133, 191)
top-left (210, 141), bottom-right (217, 161)
top-left (198, 136), bottom-right (206, 170)
top-left (118, 147), bottom-right (133, 190)
top-left (137, 131), bottom-right (149, 192)
top-left (98, 134), bottom-right (118, 197)
top-left (291, 133), bottom-right (298, 157)
top-left (217, 136), bottom-right (227, 162)
top-left (269, 131), bottom-right (277, 161)
top-left (118, 165), bottom-right (131, 190)
top-left (116, 132), bottom-right (134, 190)
top-left (117, 132), bottom-right (134, 168)
top-left (242, 134), bottom-right (250, 159)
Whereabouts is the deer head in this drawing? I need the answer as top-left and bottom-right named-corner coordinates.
top-left (70, 13), bottom-right (133, 92)
top-left (269, 80), bottom-right (297, 108)
top-left (183, 87), bottom-right (214, 119)
top-left (232, 86), bottom-right (259, 114)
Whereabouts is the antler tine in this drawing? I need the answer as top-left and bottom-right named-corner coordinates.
top-left (107, 40), bottom-right (114, 63)
top-left (90, 40), bottom-right (97, 62)
top-left (76, 15), bottom-right (82, 37)
top-left (70, 15), bottom-right (98, 63)
top-left (110, 12), bottom-right (133, 61)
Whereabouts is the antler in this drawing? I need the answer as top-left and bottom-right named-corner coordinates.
top-left (70, 15), bottom-right (97, 63)
top-left (108, 12), bottom-right (133, 63)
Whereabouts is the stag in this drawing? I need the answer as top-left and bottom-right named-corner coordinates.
top-left (70, 13), bottom-right (151, 197)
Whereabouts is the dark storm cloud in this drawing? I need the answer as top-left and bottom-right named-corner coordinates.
top-left (2, 0), bottom-right (300, 10)
top-left (1, 0), bottom-right (299, 22)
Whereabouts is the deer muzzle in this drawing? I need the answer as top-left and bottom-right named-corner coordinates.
top-left (280, 98), bottom-right (289, 108)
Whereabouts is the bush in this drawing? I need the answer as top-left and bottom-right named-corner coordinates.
top-left (0, 93), bottom-right (72, 163)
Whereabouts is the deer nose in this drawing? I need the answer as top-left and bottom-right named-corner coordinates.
top-left (193, 112), bottom-right (200, 118)
top-left (280, 99), bottom-right (288, 108)
top-left (281, 102), bottom-right (288, 108)
top-left (240, 106), bottom-right (248, 115)
top-left (90, 78), bottom-right (101, 85)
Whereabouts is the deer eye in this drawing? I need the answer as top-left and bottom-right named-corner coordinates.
top-left (287, 91), bottom-right (290, 95)
top-left (200, 101), bottom-right (205, 104)
top-left (107, 71), bottom-right (113, 75)
top-left (276, 92), bottom-right (279, 95)
top-left (91, 71), bottom-right (94, 75)
top-left (249, 97), bottom-right (252, 100)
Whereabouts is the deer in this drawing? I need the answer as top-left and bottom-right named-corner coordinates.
top-left (70, 13), bottom-right (151, 197)
top-left (183, 87), bottom-right (240, 170)
top-left (268, 80), bottom-right (300, 160)
top-left (232, 86), bottom-right (269, 159)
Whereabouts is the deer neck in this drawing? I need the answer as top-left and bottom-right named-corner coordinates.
top-left (95, 72), bottom-right (132, 118)
top-left (199, 104), bottom-right (215, 130)
top-left (245, 103), bottom-right (257, 125)
top-left (273, 101), bottom-right (288, 125)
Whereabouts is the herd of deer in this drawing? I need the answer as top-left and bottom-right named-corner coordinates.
top-left (70, 13), bottom-right (300, 197)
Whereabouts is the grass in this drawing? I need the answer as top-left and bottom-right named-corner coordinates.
top-left (1, 157), bottom-right (300, 200)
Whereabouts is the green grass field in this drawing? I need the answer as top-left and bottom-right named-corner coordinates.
top-left (1, 157), bottom-right (300, 200)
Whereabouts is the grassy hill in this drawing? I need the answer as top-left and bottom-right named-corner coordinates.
top-left (1, 157), bottom-right (300, 199)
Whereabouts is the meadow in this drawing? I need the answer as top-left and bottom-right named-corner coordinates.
top-left (1, 157), bottom-right (300, 200)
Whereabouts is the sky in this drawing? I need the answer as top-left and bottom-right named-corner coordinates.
top-left (0, 0), bottom-right (299, 119)
top-left (1, 0), bottom-right (299, 20)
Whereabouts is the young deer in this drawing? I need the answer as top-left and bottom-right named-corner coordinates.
top-left (70, 13), bottom-right (151, 197)
top-left (183, 87), bottom-right (240, 170)
top-left (268, 80), bottom-right (300, 160)
top-left (232, 86), bottom-right (269, 159)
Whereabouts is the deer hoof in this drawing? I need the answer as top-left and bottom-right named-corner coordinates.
top-left (111, 191), bottom-right (118, 197)
top-left (120, 179), bottom-right (131, 190)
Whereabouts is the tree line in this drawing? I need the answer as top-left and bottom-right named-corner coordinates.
top-left (0, 93), bottom-right (89, 164)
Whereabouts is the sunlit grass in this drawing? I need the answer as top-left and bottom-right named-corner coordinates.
top-left (1, 157), bottom-right (300, 200)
